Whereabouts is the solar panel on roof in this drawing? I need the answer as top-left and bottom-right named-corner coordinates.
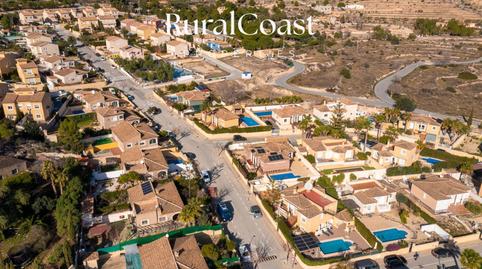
top-left (268, 154), bottom-right (283, 161)
top-left (294, 233), bottom-right (319, 252)
top-left (141, 181), bottom-right (153, 195)
top-left (255, 147), bottom-right (266, 154)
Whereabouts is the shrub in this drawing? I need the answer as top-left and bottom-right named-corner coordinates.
top-left (350, 173), bottom-right (357, 181)
top-left (396, 193), bottom-right (436, 224)
top-left (355, 217), bottom-right (384, 251)
top-left (356, 152), bottom-right (368, 160)
top-left (201, 244), bottom-right (220, 261)
top-left (465, 201), bottom-right (482, 215)
top-left (340, 67), bottom-right (351, 79)
top-left (193, 119), bottom-right (271, 134)
top-left (394, 96), bottom-right (417, 112)
top-left (458, 71), bottom-right (477, 80)
top-left (305, 154), bottom-right (316, 164)
top-left (386, 162), bottom-right (431, 176)
top-left (399, 209), bottom-right (409, 224)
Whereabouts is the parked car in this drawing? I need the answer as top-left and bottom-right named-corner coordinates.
top-left (249, 205), bottom-right (262, 218)
top-left (431, 247), bottom-right (452, 258)
top-left (383, 255), bottom-right (408, 269)
top-left (201, 170), bottom-right (211, 184)
top-left (147, 106), bottom-right (162, 115)
top-left (127, 95), bottom-right (135, 101)
top-left (353, 258), bottom-right (379, 269)
top-left (233, 135), bottom-right (247, 142)
top-left (238, 244), bottom-right (252, 263)
top-left (216, 202), bottom-right (233, 222)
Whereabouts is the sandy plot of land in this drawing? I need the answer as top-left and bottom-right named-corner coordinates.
top-left (181, 60), bottom-right (229, 79)
top-left (389, 64), bottom-right (482, 118)
top-left (290, 40), bottom-right (481, 98)
top-left (223, 55), bottom-right (288, 82)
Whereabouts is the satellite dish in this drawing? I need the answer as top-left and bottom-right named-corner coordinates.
top-left (304, 181), bottom-right (313, 191)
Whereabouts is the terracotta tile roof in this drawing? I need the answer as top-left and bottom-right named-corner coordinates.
top-left (302, 190), bottom-right (334, 209)
top-left (139, 236), bottom-right (177, 269)
top-left (16, 91), bottom-right (48, 103)
top-left (335, 209), bottom-right (353, 222)
top-left (43, 55), bottom-right (62, 63)
top-left (354, 191), bottom-right (377, 204)
top-left (121, 147), bottom-right (168, 174)
top-left (167, 40), bottom-right (188, 47)
top-left (83, 91), bottom-right (104, 104)
top-left (2, 93), bottom-right (18, 103)
top-left (106, 35), bottom-right (125, 42)
top-left (410, 114), bottom-right (440, 126)
top-left (127, 181), bottom-right (183, 216)
top-left (0, 156), bottom-right (26, 169)
top-left (272, 105), bottom-right (309, 118)
top-left (393, 140), bottom-right (417, 151)
top-left (172, 235), bottom-right (209, 269)
top-left (313, 104), bottom-right (330, 112)
top-left (213, 107), bottom-right (238, 121)
top-left (18, 61), bottom-right (37, 69)
top-left (281, 183), bottom-right (322, 218)
top-left (176, 90), bottom-right (208, 102)
top-left (302, 136), bottom-right (352, 152)
top-left (96, 106), bottom-right (124, 117)
top-left (350, 181), bottom-right (379, 191)
top-left (112, 122), bottom-right (157, 144)
top-left (412, 175), bottom-right (471, 200)
top-left (55, 68), bottom-right (78, 77)
top-left (87, 223), bottom-right (111, 238)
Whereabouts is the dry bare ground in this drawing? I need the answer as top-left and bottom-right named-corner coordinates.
top-left (389, 64), bottom-right (482, 118)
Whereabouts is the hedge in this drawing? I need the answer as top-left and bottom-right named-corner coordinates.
top-left (396, 193), bottom-right (436, 224)
top-left (231, 157), bottom-right (256, 180)
top-left (354, 217), bottom-right (384, 251)
top-left (386, 164), bottom-right (431, 176)
top-left (193, 119), bottom-right (272, 134)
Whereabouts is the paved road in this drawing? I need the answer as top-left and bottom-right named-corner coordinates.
top-left (200, 52), bottom-right (243, 80)
top-left (273, 57), bottom-right (482, 121)
top-left (373, 57), bottom-right (482, 119)
top-left (56, 27), bottom-right (297, 269)
top-left (373, 239), bottom-right (482, 269)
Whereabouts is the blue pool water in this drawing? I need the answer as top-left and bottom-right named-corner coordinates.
top-left (254, 111), bottom-right (272, 117)
top-left (422, 157), bottom-right (442, 165)
top-left (173, 66), bottom-right (191, 78)
top-left (374, 228), bottom-right (407, 242)
top-left (241, 116), bottom-right (260, 127)
top-left (319, 239), bottom-right (352, 254)
top-left (269, 172), bottom-right (300, 181)
top-left (168, 159), bottom-right (183, 165)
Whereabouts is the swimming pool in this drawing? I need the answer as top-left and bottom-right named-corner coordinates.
top-left (173, 66), bottom-right (191, 78)
top-left (269, 172), bottom-right (300, 181)
top-left (374, 228), bottom-right (407, 242)
top-left (422, 157), bottom-right (442, 165)
top-left (241, 116), bottom-right (260, 127)
top-left (254, 111), bottom-right (272, 117)
top-left (319, 239), bottom-right (352, 254)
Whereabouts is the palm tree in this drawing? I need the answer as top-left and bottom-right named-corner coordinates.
top-left (56, 169), bottom-right (69, 195)
top-left (400, 112), bottom-right (411, 131)
top-left (415, 139), bottom-right (426, 151)
top-left (460, 248), bottom-right (482, 269)
top-left (41, 160), bottom-right (58, 196)
top-left (299, 115), bottom-right (312, 136)
top-left (458, 162), bottom-right (474, 181)
top-left (354, 116), bottom-right (371, 152)
top-left (374, 113), bottom-right (386, 141)
top-left (178, 197), bottom-right (203, 226)
top-left (383, 107), bottom-right (401, 126)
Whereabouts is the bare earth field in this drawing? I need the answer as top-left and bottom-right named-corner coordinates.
top-left (290, 39), bottom-right (482, 98)
top-left (389, 64), bottom-right (482, 118)
top-left (208, 55), bottom-right (326, 105)
top-left (206, 79), bottom-right (326, 105)
top-left (179, 60), bottom-right (229, 79)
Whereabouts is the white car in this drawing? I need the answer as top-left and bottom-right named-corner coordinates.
top-left (201, 170), bottom-right (211, 183)
top-left (238, 244), bottom-right (252, 263)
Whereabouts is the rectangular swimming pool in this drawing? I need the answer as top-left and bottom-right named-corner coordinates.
top-left (319, 239), bottom-right (352, 254)
top-left (374, 228), bottom-right (407, 242)
top-left (422, 157), bottom-right (442, 165)
top-left (241, 116), bottom-right (260, 127)
top-left (254, 111), bottom-right (272, 117)
top-left (269, 172), bottom-right (300, 181)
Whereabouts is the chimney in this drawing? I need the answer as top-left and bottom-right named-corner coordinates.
top-left (174, 249), bottom-right (183, 257)
top-left (294, 185), bottom-right (299, 195)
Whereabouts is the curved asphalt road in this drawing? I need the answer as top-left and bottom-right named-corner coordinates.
top-left (273, 57), bottom-right (482, 121)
